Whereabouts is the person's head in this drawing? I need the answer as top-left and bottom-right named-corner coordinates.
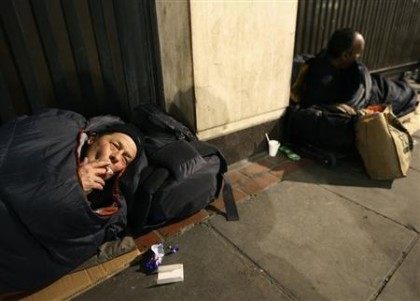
top-left (327, 28), bottom-right (365, 69)
top-left (85, 124), bottom-right (141, 179)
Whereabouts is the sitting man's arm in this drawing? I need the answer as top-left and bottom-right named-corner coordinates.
top-left (301, 57), bottom-right (338, 107)
top-left (338, 63), bottom-right (366, 108)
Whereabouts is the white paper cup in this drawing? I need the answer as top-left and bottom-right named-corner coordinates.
top-left (268, 140), bottom-right (280, 157)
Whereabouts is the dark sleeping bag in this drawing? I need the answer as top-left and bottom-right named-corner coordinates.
top-left (370, 73), bottom-right (418, 117)
top-left (0, 109), bottom-right (131, 293)
top-left (301, 51), bottom-right (418, 117)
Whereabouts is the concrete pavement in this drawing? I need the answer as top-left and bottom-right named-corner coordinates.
top-left (76, 132), bottom-right (420, 301)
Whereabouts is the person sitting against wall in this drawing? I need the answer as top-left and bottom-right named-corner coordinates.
top-left (0, 109), bottom-right (144, 294)
top-left (299, 28), bottom-right (418, 117)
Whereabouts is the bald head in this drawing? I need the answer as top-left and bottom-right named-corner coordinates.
top-left (327, 28), bottom-right (365, 69)
top-left (352, 33), bottom-right (365, 56)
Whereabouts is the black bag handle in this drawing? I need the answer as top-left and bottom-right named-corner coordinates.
top-left (141, 104), bottom-right (196, 141)
top-left (192, 140), bottom-right (239, 221)
top-left (222, 175), bottom-right (239, 221)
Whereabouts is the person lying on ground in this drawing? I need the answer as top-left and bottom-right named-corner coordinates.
top-left (78, 123), bottom-right (142, 216)
top-left (301, 28), bottom-right (418, 117)
top-left (0, 109), bottom-right (143, 294)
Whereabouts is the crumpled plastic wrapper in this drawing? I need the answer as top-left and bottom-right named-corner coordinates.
top-left (144, 243), bottom-right (180, 273)
top-left (145, 243), bottom-right (165, 273)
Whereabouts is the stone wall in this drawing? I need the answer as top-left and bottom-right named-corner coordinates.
top-left (156, 0), bottom-right (298, 142)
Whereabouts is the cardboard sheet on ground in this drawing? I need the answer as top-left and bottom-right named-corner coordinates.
top-left (22, 249), bottom-right (140, 301)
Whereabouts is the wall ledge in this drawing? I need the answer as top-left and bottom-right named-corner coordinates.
top-left (197, 108), bottom-right (286, 141)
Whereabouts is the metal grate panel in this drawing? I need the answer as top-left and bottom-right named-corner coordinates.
top-left (0, 0), bottom-right (163, 124)
top-left (294, 0), bottom-right (420, 71)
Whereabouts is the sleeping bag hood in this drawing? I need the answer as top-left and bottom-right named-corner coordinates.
top-left (0, 109), bottom-right (145, 293)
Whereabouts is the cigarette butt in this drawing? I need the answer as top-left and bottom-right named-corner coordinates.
top-left (106, 166), bottom-right (113, 175)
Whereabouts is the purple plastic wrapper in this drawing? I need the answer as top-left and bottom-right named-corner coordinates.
top-left (145, 259), bottom-right (159, 272)
top-left (166, 245), bottom-right (179, 255)
top-left (144, 243), bottom-right (165, 273)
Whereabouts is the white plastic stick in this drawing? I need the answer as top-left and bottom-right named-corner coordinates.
top-left (265, 133), bottom-right (270, 143)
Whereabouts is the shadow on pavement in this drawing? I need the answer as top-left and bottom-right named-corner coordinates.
top-left (283, 155), bottom-right (394, 189)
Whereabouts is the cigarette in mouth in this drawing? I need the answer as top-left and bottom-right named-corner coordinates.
top-left (105, 166), bottom-right (114, 175)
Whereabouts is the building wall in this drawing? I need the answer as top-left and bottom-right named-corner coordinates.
top-left (0, 0), bottom-right (161, 124)
top-left (190, 1), bottom-right (298, 140)
top-left (156, 0), bottom-right (298, 154)
top-left (155, 0), bottom-right (196, 130)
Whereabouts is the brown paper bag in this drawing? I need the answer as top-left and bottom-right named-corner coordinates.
top-left (355, 106), bottom-right (413, 180)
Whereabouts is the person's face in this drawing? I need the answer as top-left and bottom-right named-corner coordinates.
top-left (86, 132), bottom-right (137, 179)
top-left (341, 33), bottom-right (365, 68)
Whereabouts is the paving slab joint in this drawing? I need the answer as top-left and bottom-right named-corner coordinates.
top-left (405, 223), bottom-right (419, 234)
top-left (322, 186), bottom-right (420, 234)
top-left (369, 235), bottom-right (419, 300)
top-left (206, 221), bottom-right (298, 301)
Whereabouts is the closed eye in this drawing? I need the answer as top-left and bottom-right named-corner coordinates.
top-left (112, 140), bottom-right (133, 165)
top-left (111, 141), bottom-right (118, 149)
